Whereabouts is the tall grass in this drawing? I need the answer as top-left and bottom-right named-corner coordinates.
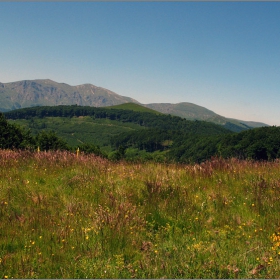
top-left (1, 150), bottom-right (280, 278)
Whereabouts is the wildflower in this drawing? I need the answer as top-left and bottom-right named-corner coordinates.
top-left (4, 276), bottom-right (8, 279)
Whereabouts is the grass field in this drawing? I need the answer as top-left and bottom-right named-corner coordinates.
top-left (1, 150), bottom-right (280, 278)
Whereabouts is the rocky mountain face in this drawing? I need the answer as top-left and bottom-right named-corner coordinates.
top-left (0, 79), bottom-right (139, 111)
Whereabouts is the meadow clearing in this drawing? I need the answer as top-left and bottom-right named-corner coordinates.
top-left (1, 150), bottom-right (280, 278)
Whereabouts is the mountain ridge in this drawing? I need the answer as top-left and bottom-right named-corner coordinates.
top-left (0, 79), bottom-right (268, 129)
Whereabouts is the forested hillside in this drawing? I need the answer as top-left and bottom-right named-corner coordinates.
top-left (168, 126), bottom-right (280, 162)
top-left (3, 105), bottom-right (280, 163)
top-left (4, 105), bottom-right (230, 134)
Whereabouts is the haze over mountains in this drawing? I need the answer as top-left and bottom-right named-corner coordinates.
top-left (0, 79), bottom-right (268, 130)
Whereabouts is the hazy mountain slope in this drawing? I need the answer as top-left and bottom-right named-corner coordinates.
top-left (144, 102), bottom-right (268, 129)
top-left (0, 79), bottom-right (139, 111)
top-left (144, 102), bottom-right (217, 120)
top-left (227, 118), bottom-right (268, 128)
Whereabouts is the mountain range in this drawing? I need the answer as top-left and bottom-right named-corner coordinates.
top-left (0, 79), bottom-right (268, 130)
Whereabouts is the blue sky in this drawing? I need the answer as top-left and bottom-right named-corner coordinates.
top-left (1, 2), bottom-right (280, 125)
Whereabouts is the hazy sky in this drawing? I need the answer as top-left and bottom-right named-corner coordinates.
top-left (1, 2), bottom-right (280, 125)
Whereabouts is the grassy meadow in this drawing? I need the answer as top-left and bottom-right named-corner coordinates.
top-left (1, 150), bottom-right (280, 278)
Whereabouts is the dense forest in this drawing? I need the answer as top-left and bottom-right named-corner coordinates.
top-left (2, 105), bottom-right (280, 163)
top-left (168, 126), bottom-right (280, 162)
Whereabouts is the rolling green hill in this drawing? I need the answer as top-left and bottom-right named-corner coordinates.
top-left (5, 105), bottom-right (231, 154)
top-left (2, 104), bottom-right (280, 163)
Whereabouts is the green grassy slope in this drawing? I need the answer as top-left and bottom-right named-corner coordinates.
top-left (9, 116), bottom-right (144, 150)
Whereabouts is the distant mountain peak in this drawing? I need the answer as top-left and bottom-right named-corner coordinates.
top-left (0, 78), bottom-right (269, 130)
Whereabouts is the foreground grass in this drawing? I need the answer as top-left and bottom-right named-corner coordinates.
top-left (1, 150), bottom-right (280, 278)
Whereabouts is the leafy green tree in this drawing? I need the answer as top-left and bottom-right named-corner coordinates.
top-left (36, 130), bottom-right (69, 151)
top-left (0, 113), bottom-right (35, 149)
top-left (77, 143), bottom-right (105, 157)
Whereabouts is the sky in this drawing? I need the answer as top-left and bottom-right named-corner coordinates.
top-left (1, 2), bottom-right (280, 126)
